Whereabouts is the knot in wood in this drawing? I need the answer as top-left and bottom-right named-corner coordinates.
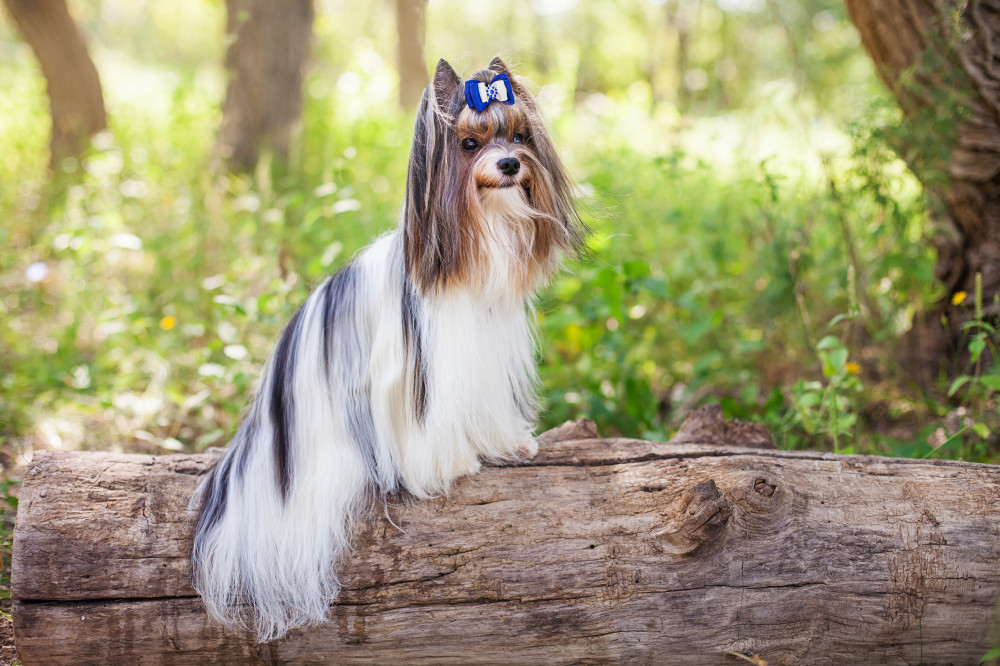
top-left (655, 479), bottom-right (732, 556)
top-left (734, 473), bottom-right (784, 515)
top-left (727, 472), bottom-right (789, 533)
top-left (753, 477), bottom-right (776, 498)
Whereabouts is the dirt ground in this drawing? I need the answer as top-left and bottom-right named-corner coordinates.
top-left (0, 613), bottom-right (16, 665)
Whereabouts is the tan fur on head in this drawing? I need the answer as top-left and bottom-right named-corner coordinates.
top-left (402, 58), bottom-right (587, 295)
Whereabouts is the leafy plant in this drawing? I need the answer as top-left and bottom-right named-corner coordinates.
top-left (940, 273), bottom-right (998, 460)
top-left (787, 329), bottom-right (863, 454)
top-left (0, 476), bottom-right (17, 611)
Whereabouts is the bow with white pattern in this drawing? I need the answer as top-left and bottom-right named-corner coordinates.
top-left (464, 73), bottom-right (516, 113)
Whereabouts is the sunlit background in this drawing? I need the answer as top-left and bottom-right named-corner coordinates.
top-left (3, 0), bottom-right (978, 485)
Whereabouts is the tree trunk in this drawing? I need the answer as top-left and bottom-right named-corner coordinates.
top-left (2, 0), bottom-right (107, 168)
top-left (667, 0), bottom-right (694, 110)
top-left (11, 409), bottom-right (1000, 665)
top-left (216, 0), bottom-right (314, 171)
top-left (394, 0), bottom-right (428, 108)
top-left (844, 1), bottom-right (1000, 384)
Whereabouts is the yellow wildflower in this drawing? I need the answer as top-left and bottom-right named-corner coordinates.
top-left (159, 316), bottom-right (177, 330)
top-left (845, 362), bottom-right (861, 375)
top-left (952, 291), bottom-right (967, 306)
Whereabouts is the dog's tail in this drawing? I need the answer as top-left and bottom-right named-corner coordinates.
top-left (191, 260), bottom-right (397, 642)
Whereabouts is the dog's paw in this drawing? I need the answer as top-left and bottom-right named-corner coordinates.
top-left (515, 436), bottom-right (539, 460)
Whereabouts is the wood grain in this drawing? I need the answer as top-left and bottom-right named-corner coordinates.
top-left (12, 416), bottom-right (1000, 664)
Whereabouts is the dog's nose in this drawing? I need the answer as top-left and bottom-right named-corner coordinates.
top-left (497, 157), bottom-right (520, 176)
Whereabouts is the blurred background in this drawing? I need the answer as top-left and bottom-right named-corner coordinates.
top-left (1, 0), bottom-right (996, 500)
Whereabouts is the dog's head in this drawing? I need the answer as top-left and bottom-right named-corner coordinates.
top-left (403, 57), bottom-right (586, 294)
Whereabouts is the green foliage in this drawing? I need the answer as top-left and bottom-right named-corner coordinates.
top-left (0, 0), bottom-right (996, 472)
top-left (0, 477), bottom-right (16, 611)
top-left (787, 333), bottom-right (862, 454)
top-left (938, 274), bottom-right (1000, 462)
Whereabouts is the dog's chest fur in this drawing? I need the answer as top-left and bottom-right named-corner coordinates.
top-left (361, 231), bottom-right (538, 495)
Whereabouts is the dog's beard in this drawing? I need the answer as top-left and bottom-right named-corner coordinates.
top-left (478, 182), bottom-right (532, 219)
top-left (469, 185), bottom-right (545, 301)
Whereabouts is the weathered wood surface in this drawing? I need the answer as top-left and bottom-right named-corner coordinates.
top-left (12, 410), bottom-right (1000, 665)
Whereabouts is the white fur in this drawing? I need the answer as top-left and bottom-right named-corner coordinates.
top-left (191, 198), bottom-right (548, 641)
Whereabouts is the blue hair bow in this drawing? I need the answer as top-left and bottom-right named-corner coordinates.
top-left (464, 73), bottom-right (515, 113)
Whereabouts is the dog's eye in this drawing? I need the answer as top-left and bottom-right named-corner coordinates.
top-left (461, 138), bottom-right (479, 152)
top-left (512, 133), bottom-right (525, 144)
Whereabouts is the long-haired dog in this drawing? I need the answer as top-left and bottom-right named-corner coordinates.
top-left (191, 56), bottom-right (586, 642)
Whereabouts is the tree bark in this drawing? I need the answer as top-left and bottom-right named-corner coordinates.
top-left (844, 1), bottom-right (1000, 384)
top-left (2, 0), bottom-right (107, 168)
top-left (11, 410), bottom-right (1000, 665)
top-left (394, 0), bottom-right (428, 108)
top-left (216, 0), bottom-right (314, 171)
top-left (667, 0), bottom-right (694, 110)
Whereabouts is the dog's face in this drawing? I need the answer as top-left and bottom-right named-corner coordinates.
top-left (403, 57), bottom-right (586, 293)
top-left (456, 99), bottom-right (532, 192)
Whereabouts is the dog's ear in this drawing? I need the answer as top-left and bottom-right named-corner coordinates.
top-left (406, 59), bottom-right (466, 290)
top-left (489, 56), bottom-right (511, 76)
top-left (432, 59), bottom-right (461, 112)
top-left (490, 56), bottom-right (536, 111)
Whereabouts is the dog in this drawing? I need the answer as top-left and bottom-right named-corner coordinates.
top-left (191, 56), bottom-right (586, 642)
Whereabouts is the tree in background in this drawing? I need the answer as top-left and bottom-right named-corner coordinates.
top-left (666, 0), bottom-right (695, 110)
top-left (2, 0), bottom-right (106, 168)
top-left (395, 0), bottom-right (429, 108)
top-left (845, 2), bottom-right (1000, 383)
top-left (216, 0), bottom-right (314, 170)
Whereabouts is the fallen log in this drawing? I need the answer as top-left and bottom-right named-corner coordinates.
top-left (11, 407), bottom-right (1000, 665)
